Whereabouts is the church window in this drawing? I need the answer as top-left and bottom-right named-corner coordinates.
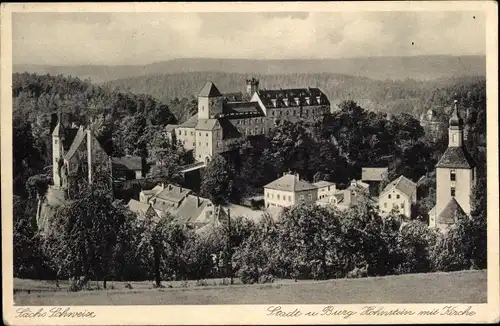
top-left (450, 170), bottom-right (456, 181)
top-left (206, 133), bottom-right (208, 137)
top-left (451, 187), bottom-right (456, 197)
top-left (199, 132), bottom-right (201, 136)
top-left (472, 169), bottom-right (475, 180)
top-left (388, 194), bottom-right (391, 199)
top-left (277, 194), bottom-right (280, 200)
top-left (396, 194), bottom-right (400, 199)
top-left (184, 131), bottom-right (187, 136)
top-left (178, 130), bottom-right (182, 135)
top-left (54, 139), bottom-right (58, 144)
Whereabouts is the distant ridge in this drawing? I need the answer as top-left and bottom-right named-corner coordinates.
top-left (13, 55), bottom-right (485, 83)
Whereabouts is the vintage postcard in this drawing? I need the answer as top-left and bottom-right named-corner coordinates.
top-left (1, 1), bottom-right (499, 325)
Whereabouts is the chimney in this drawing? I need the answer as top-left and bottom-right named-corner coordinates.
top-left (197, 195), bottom-right (200, 207)
top-left (160, 183), bottom-right (164, 190)
top-left (295, 173), bottom-right (300, 181)
top-left (283, 98), bottom-right (289, 107)
top-left (271, 99), bottom-right (277, 107)
top-left (316, 96), bottom-right (321, 105)
top-left (305, 97), bottom-right (311, 105)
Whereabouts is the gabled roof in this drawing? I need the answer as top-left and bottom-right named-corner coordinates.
top-left (436, 146), bottom-right (475, 169)
top-left (199, 82), bottom-right (223, 97)
top-left (179, 114), bottom-right (198, 128)
top-left (361, 167), bottom-right (388, 182)
top-left (264, 174), bottom-right (317, 192)
top-left (127, 199), bottom-right (162, 221)
top-left (437, 197), bottom-right (467, 225)
top-left (155, 184), bottom-right (191, 204)
top-left (174, 194), bottom-right (213, 225)
top-left (64, 127), bottom-right (86, 161)
top-left (381, 175), bottom-right (416, 198)
top-left (112, 156), bottom-right (142, 171)
top-left (195, 119), bottom-right (220, 131)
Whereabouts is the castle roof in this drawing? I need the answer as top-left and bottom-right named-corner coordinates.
top-left (179, 114), bottom-right (198, 128)
top-left (436, 146), bottom-right (475, 169)
top-left (195, 119), bottom-right (220, 131)
top-left (381, 175), bottom-right (416, 198)
top-left (264, 174), bottom-right (317, 192)
top-left (437, 197), bottom-right (467, 225)
top-left (199, 82), bottom-right (223, 97)
top-left (256, 87), bottom-right (329, 109)
top-left (52, 121), bottom-right (65, 136)
top-left (220, 101), bottom-right (263, 118)
top-left (361, 167), bottom-right (389, 182)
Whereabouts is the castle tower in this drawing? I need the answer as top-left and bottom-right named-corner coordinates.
top-left (52, 110), bottom-right (65, 188)
top-left (246, 77), bottom-right (259, 97)
top-left (198, 82), bottom-right (223, 119)
top-left (430, 100), bottom-right (476, 229)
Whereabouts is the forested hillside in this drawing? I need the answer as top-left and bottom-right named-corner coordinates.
top-left (13, 55), bottom-right (485, 83)
top-left (104, 72), bottom-right (485, 119)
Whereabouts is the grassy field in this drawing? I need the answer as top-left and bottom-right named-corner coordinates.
top-left (13, 270), bottom-right (487, 305)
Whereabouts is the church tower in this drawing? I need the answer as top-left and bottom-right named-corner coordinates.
top-left (198, 82), bottom-right (223, 119)
top-left (52, 110), bottom-right (65, 188)
top-left (429, 100), bottom-right (476, 229)
top-left (246, 77), bottom-right (259, 98)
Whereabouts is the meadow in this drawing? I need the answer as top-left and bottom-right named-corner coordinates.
top-left (14, 270), bottom-right (487, 305)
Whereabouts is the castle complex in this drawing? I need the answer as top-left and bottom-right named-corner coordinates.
top-left (167, 78), bottom-right (330, 163)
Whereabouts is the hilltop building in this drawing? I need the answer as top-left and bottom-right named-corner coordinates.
top-left (428, 101), bottom-right (476, 232)
top-left (378, 175), bottom-right (417, 218)
top-left (168, 78), bottom-right (330, 163)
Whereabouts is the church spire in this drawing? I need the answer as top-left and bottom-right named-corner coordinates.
top-left (52, 107), bottom-right (65, 136)
top-left (448, 100), bottom-right (464, 147)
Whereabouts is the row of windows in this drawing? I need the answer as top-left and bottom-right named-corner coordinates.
top-left (236, 118), bottom-right (265, 125)
top-left (266, 193), bottom-right (313, 201)
top-left (388, 194), bottom-right (400, 199)
top-left (270, 108), bottom-right (315, 117)
top-left (177, 130), bottom-right (221, 138)
top-left (197, 141), bottom-right (221, 148)
top-left (383, 202), bottom-right (405, 209)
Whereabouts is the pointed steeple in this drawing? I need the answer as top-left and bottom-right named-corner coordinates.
top-left (52, 108), bottom-right (65, 136)
top-left (449, 100), bottom-right (464, 128)
top-left (198, 82), bottom-right (222, 97)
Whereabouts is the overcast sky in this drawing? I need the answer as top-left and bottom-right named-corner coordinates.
top-left (12, 11), bottom-right (486, 66)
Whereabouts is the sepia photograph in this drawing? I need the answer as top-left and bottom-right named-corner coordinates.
top-left (1, 1), bottom-right (498, 325)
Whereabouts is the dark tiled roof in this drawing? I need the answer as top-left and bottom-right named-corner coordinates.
top-left (217, 101), bottom-right (264, 118)
top-left (199, 82), bottom-right (222, 97)
top-left (381, 175), bottom-right (416, 198)
top-left (256, 88), bottom-right (329, 109)
top-left (223, 92), bottom-right (245, 102)
top-left (436, 146), bottom-right (475, 169)
top-left (155, 184), bottom-right (191, 203)
top-left (112, 156), bottom-right (142, 171)
top-left (362, 167), bottom-right (389, 182)
top-left (179, 114), bottom-right (198, 128)
top-left (437, 197), bottom-right (467, 224)
top-left (264, 174), bottom-right (317, 192)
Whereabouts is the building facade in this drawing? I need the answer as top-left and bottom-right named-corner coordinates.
top-left (169, 78), bottom-right (330, 163)
top-left (264, 173), bottom-right (319, 209)
top-left (428, 101), bottom-right (476, 232)
top-left (378, 175), bottom-right (417, 218)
